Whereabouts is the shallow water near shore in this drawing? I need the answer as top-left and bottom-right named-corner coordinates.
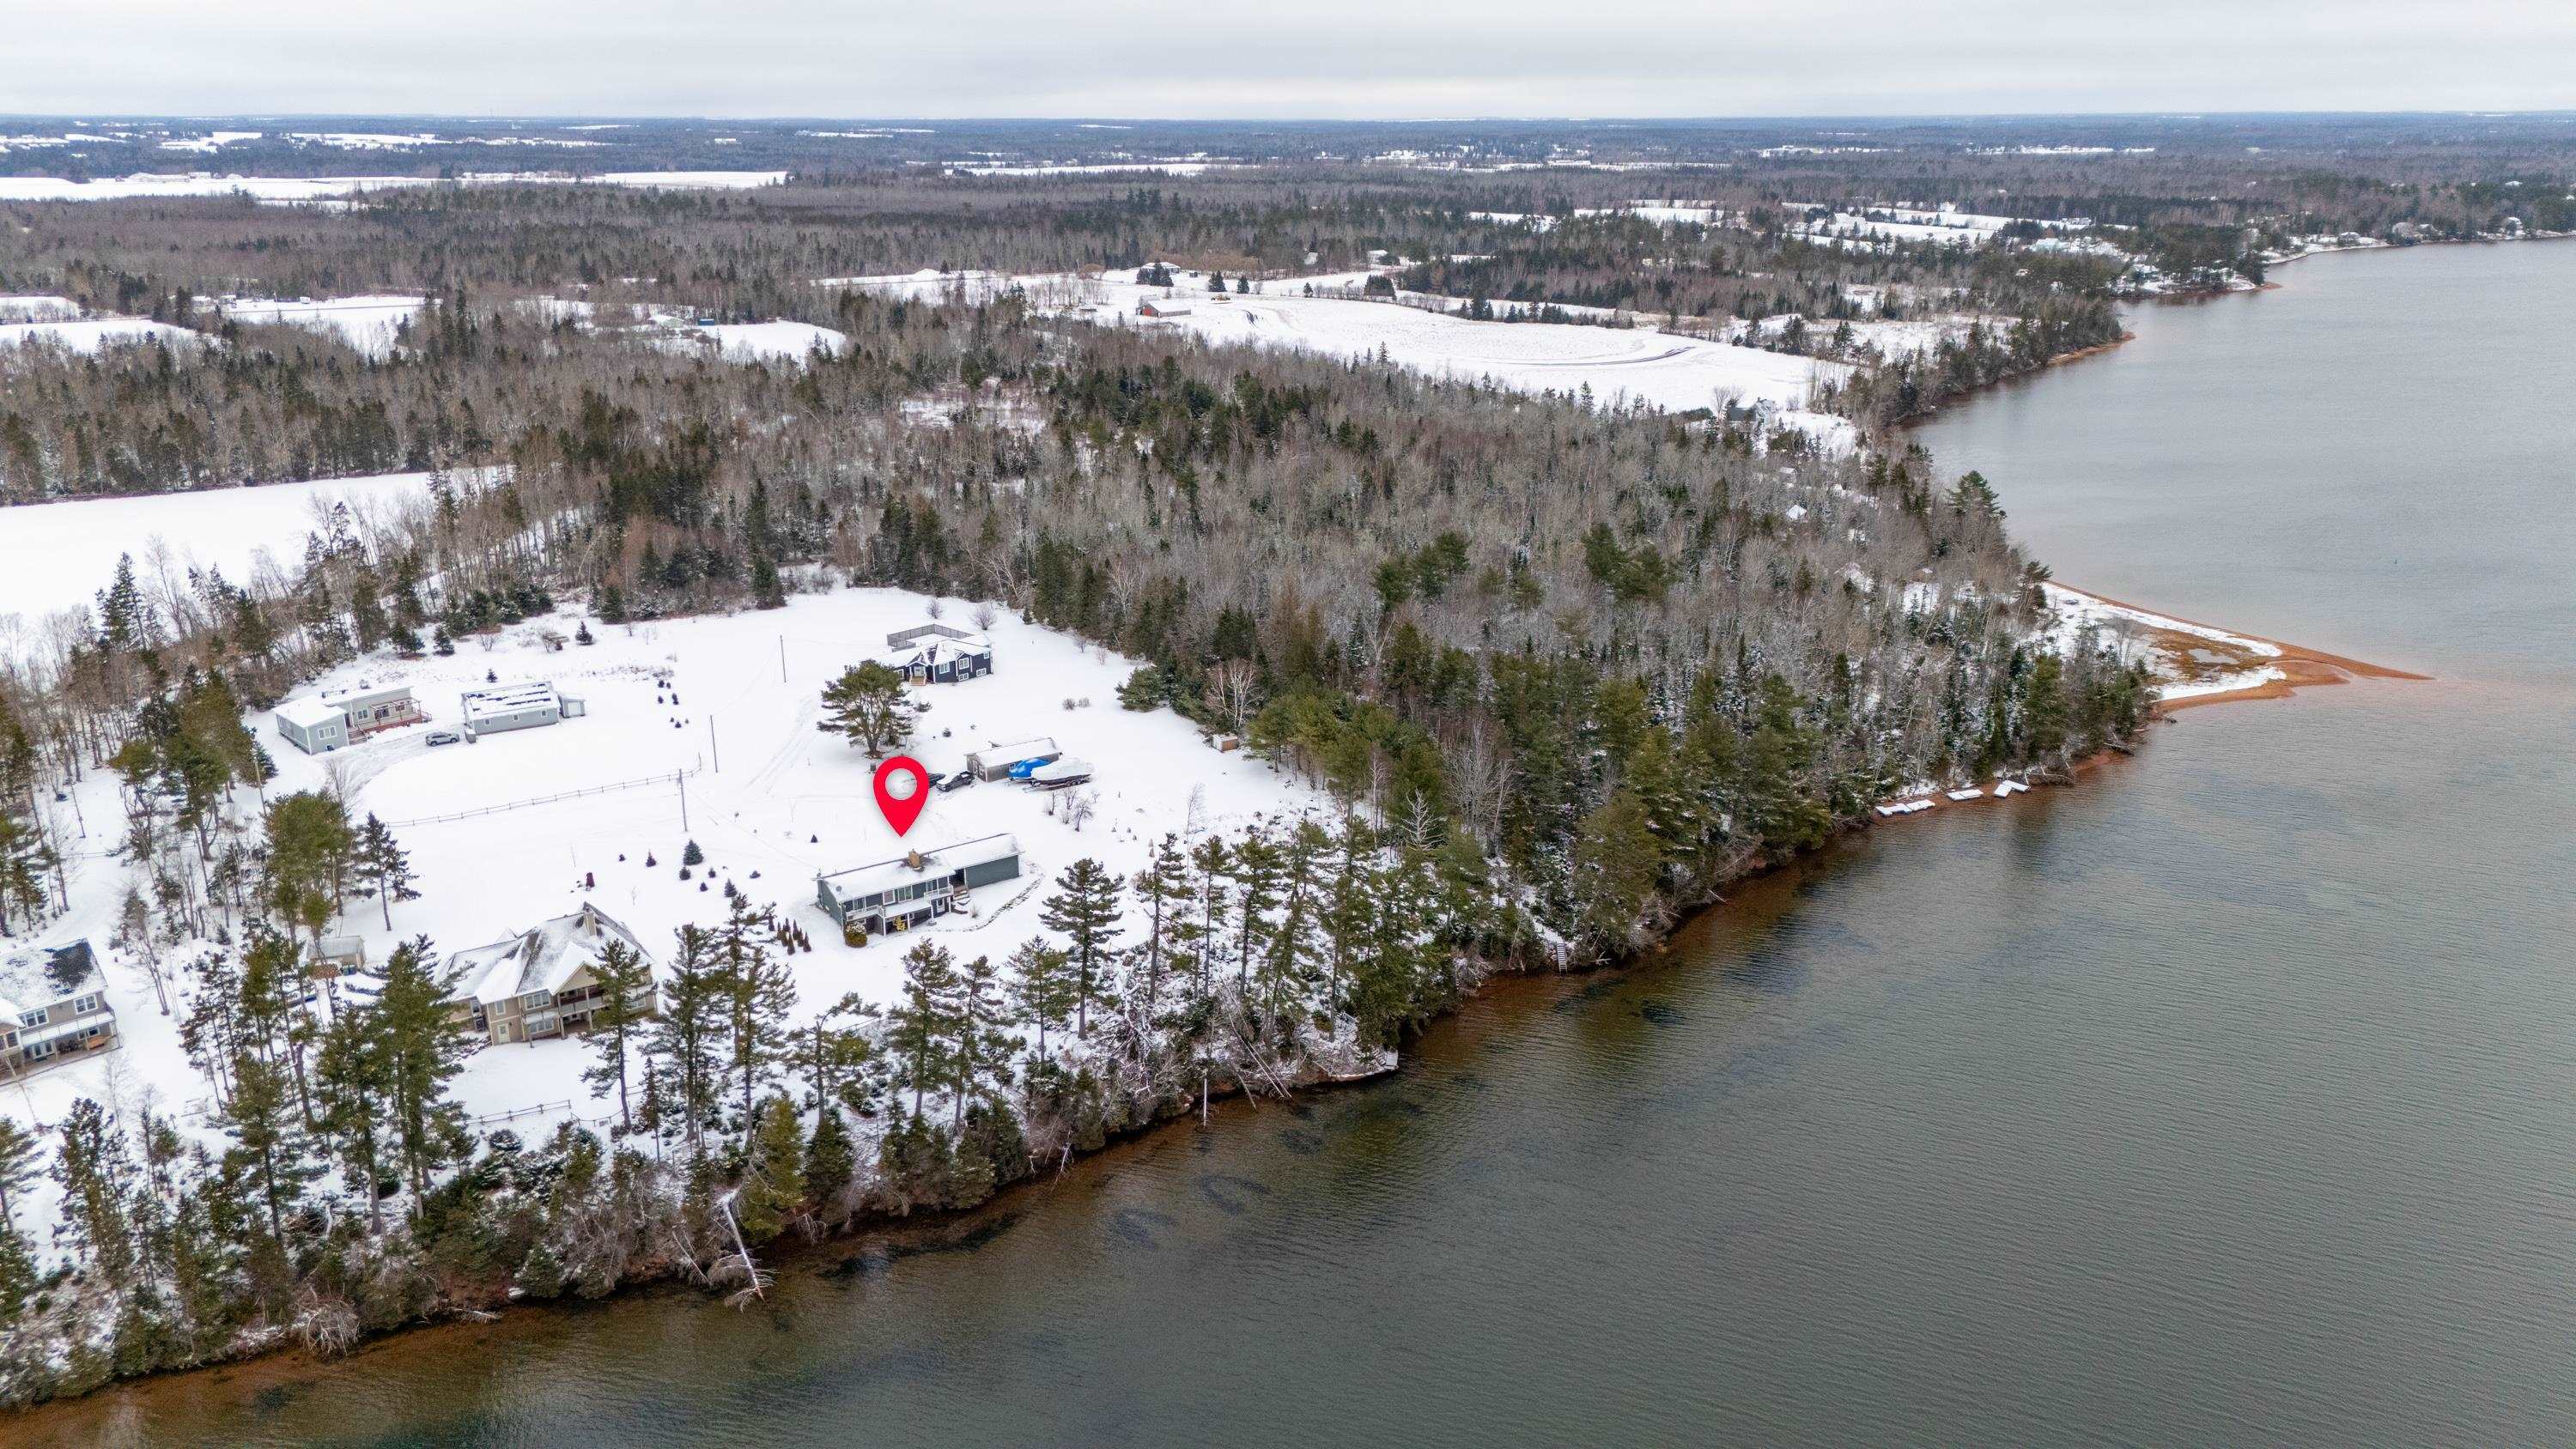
top-left (22, 241), bottom-right (2576, 1446)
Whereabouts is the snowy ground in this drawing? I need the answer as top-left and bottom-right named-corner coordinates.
top-left (0, 473), bottom-right (436, 652)
top-left (0, 318), bottom-right (197, 354)
top-left (214, 295), bottom-right (424, 359)
top-left (1069, 267), bottom-right (1849, 415)
top-left (685, 320), bottom-right (850, 363)
top-left (2039, 582), bottom-right (2286, 700)
top-left (0, 170), bottom-right (785, 203)
top-left (0, 583), bottom-right (1328, 1264)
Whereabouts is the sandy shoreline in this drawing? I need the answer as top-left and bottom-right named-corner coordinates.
top-left (2045, 582), bottom-right (2428, 715)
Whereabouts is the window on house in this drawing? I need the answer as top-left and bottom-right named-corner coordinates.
top-left (72, 993), bottom-right (100, 1014)
top-left (17, 1009), bottom-right (46, 1028)
top-left (519, 990), bottom-right (552, 1009)
top-left (26, 1040), bottom-right (52, 1060)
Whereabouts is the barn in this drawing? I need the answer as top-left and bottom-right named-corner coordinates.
top-left (1137, 298), bottom-right (1194, 318)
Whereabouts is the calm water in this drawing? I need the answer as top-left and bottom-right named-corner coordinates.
top-left (28, 243), bottom-right (2576, 1446)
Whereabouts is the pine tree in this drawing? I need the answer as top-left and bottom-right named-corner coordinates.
top-left (1228, 826), bottom-right (1284, 991)
top-left (54, 1098), bottom-right (139, 1287)
top-left (1005, 937), bottom-right (1075, 1062)
top-left (1570, 788), bottom-right (1663, 954)
top-left (735, 1095), bottom-right (805, 1242)
top-left (1039, 858), bottom-right (1122, 1035)
top-left (378, 937), bottom-right (472, 1204)
top-left (803, 1106), bottom-right (856, 1220)
top-left (222, 1048), bottom-right (317, 1254)
top-left (0, 1224), bottom-right (33, 1327)
top-left (355, 813), bottom-right (420, 930)
top-left (647, 925), bottom-right (727, 1163)
top-left (314, 1004), bottom-right (393, 1235)
top-left (582, 938), bottom-right (654, 1133)
top-left (715, 896), bottom-right (796, 1149)
top-left (1258, 819), bottom-right (1329, 1022)
top-left (888, 941), bottom-right (962, 1118)
top-left (819, 662), bottom-right (920, 757)
top-left (0, 1115), bottom-right (40, 1234)
top-left (1129, 833), bottom-right (1190, 1015)
top-left (947, 954), bottom-right (1018, 1130)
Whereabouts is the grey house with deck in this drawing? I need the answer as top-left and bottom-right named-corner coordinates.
top-left (816, 834), bottom-right (1021, 940)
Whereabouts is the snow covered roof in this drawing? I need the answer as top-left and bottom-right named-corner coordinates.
top-left (275, 695), bottom-right (349, 729)
top-left (818, 834), bottom-right (1019, 903)
top-left (970, 737), bottom-right (1056, 764)
top-left (879, 634), bottom-right (990, 670)
top-left (444, 903), bottom-right (651, 1007)
top-left (460, 680), bottom-right (560, 721)
top-left (0, 937), bottom-right (105, 1016)
top-left (885, 621), bottom-right (985, 650)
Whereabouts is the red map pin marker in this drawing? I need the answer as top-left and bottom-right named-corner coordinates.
top-left (873, 755), bottom-right (931, 836)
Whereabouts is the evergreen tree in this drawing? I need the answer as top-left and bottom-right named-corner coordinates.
top-left (378, 937), bottom-right (472, 1204)
top-left (1227, 826), bottom-right (1285, 991)
top-left (1129, 832), bottom-right (1190, 1015)
top-left (54, 1098), bottom-right (139, 1287)
top-left (803, 1106), bottom-right (856, 1219)
top-left (314, 1004), bottom-right (393, 1235)
top-left (888, 941), bottom-right (962, 1118)
top-left (0, 1115), bottom-right (43, 1234)
top-left (819, 661), bottom-right (920, 757)
top-left (647, 925), bottom-right (727, 1163)
top-left (355, 814), bottom-right (420, 930)
top-left (224, 1046), bottom-right (319, 1252)
top-left (0, 1224), bottom-right (33, 1327)
top-left (715, 897), bottom-right (797, 1149)
top-left (1570, 788), bottom-right (1663, 953)
top-left (1005, 937), bottom-right (1076, 1062)
top-left (735, 1094), bottom-right (805, 1242)
top-left (947, 954), bottom-right (1018, 1129)
top-left (1039, 858), bottom-right (1122, 1035)
top-left (581, 938), bottom-right (655, 1133)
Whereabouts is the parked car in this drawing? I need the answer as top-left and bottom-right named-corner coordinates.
top-left (426, 731), bottom-right (461, 747)
top-left (936, 770), bottom-right (975, 792)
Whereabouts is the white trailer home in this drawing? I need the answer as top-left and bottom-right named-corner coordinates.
top-left (459, 680), bottom-right (587, 738)
top-left (815, 834), bottom-right (1022, 941)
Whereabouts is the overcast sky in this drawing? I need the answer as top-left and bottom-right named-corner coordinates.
top-left (7, 0), bottom-right (2573, 118)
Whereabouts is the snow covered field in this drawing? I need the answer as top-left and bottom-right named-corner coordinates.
top-left (687, 320), bottom-right (850, 362)
top-left (0, 584), bottom-right (1326, 1260)
top-left (1077, 268), bottom-right (1849, 415)
top-left (0, 318), bottom-right (197, 354)
top-left (0, 473), bottom-right (435, 643)
top-left (0, 170), bottom-right (786, 203)
top-left (214, 295), bottom-right (424, 359)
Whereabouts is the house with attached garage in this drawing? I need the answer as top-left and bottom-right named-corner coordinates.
top-left (881, 621), bottom-right (993, 684)
top-left (816, 834), bottom-right (1021, 943)
top-left (440, 903), bottom-right (659, 1047)
top-left (0, 937), bottom-right (118, 1079)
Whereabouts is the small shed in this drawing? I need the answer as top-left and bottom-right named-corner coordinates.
top-left (966, 737), bottom-right (1060, 781)
top-left (1137, 298), bottom-right (1194, 318)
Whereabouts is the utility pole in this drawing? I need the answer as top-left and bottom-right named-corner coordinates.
top-left (677, 770), bottom-right (690, 832)
top-left (708, 718), bottom-right (720, 773)
top-left (779, 634), bottom-right (787, 684)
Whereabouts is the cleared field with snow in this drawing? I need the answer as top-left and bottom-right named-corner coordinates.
top-left (0, 472), bottom-right (434, 638)
top-left (0, 584), bottom-right (1325, 1216)
top-left (216, 294), bottom-right (424, 358)
top-left (0, 318), bottom-right (197, 353)
top-left (1084, 269), bottom-right (1847, 413)
top-left (0, 170), bottom-right (786, 203)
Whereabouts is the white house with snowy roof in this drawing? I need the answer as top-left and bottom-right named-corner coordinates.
top-left (458, 679), bottom-right (586, 737)
top-left (273, 683), bottom-right (424, 754)
top-left (440, 903), bottom-right (657, 1047)
top-left (0, 937), bottom-right (118, 1078)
